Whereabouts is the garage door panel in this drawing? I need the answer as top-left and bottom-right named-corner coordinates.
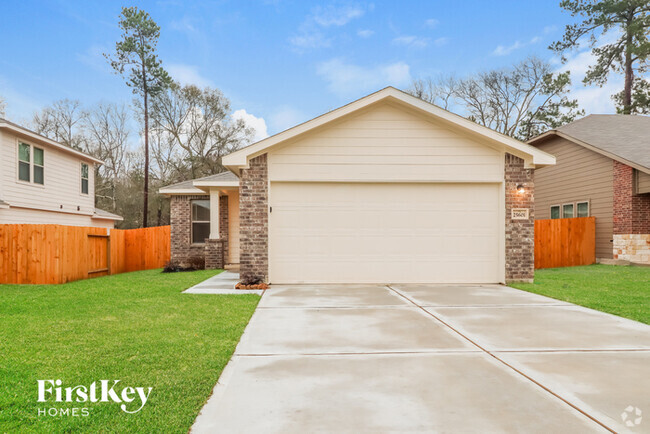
top-left (270, 182), bottom-right (501, 283)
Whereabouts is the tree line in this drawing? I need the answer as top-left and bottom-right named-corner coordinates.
top-left (2, 1), bottom-right (648, 228)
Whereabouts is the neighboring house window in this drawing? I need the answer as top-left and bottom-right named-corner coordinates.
top-left (81, 163), bottom-right (89, 194)
top-left (191, 200), bottom-right (210, 244)
top-left (562, 203), bottom-right (574, 218)
top-left (18, 142), bottom-right (44, 185)
top-left (550, 205), bottom-right (560, 219)
top-left (577, 201), bottom-right (589, 218)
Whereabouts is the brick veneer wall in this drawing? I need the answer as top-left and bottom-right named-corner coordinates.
top-left (170, 194), bottom-right (209, 266)
top-left (239, 154), bottom-right (268, 283)
top-left (613, 161), bottom-right (650, 264)
top-left (613, 161), bottom-right (650, 234)
top-left (205, 239), bottom-right (224, 269)
top-left (505, 154), bottom-right (535, 283)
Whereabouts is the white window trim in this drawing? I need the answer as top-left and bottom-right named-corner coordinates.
top-left (80, 162), bottom-right (89, 196)
top-left (16, 140), bottom-right (45, 188)
top-left (576, 200), bottom-right (590, 218)
top-left (562, 202), bottom-right (575, 219)
top-left (550, 204), bottom-right (560, 219)
top-left (190, 199), bottom-right (210, 245)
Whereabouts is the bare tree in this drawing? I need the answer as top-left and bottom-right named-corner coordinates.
top-left (83, 103), bottom-right (131, 212)
top-left (0, 95), bottom-right (6, 118)
top-left (149, 83), bottom-right (254, 179)
top-left (32, 99), bottom-right (87, 149)
top-left (407, 57), bottom-right (583, 141)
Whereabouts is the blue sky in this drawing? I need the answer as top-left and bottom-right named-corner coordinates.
top-left (0, 0), bottom-right (621, 140)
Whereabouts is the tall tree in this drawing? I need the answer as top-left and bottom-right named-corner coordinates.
top-left (0, 95), bottom-right (6, 118)
top-left (408, 57), bottom-right (583, 140)
top-left (551, 0), bottom-right (650, 114)
top-left (105, 7), bottom-right (171, 227)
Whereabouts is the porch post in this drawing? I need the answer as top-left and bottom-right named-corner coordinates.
top-left (210, 188), bottom-right (220, 239)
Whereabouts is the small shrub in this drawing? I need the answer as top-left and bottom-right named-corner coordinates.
top-left (187, 256), bottom-right (205, 271)
top-left (163, 260), bottom-right (182, 273)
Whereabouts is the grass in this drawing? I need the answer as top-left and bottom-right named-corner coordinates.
top-left (0, 269), bottom-right (260, 433)
top-left (511, 264), bottom-right (650, 324)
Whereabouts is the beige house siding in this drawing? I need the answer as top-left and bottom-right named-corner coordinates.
top-left (534, 137), bottom-right (614, 259)
top-left (636, 170), bottom-right (650, 194)
top-left (0, 207), bottom-right (114, 228)
top-left (0, 129), bottom-right (97, 218)
top-left (267, 102), bottom-right (505, 183)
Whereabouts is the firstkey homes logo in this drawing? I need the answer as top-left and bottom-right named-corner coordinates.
top-left (37, 379), bottom-right (153, 416)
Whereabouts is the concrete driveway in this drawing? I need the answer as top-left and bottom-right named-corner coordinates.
top-left (192, 284), bottom-right (650, 433)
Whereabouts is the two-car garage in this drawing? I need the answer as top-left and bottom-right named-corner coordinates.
top-left (223, 88), bottom-right (554, 285)
top-left (269, 182), bottom-right (502, 283)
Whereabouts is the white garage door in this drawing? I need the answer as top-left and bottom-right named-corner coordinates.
top-left (269, 182), bottom-right (502, 284)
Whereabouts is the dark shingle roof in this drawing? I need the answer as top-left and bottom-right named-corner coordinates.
top-left (554, 114), bottom-right (650, 171)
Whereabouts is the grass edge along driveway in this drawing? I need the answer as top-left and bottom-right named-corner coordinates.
top-left (511, 264), bottom-right (649, 325)
top-left (0, 269), bottom-right (260, 433)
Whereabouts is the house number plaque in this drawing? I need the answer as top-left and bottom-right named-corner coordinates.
top-left (511, 208), bottom-right (529, 220)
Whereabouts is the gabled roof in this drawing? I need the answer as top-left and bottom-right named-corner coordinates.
top-left (159, 171), bottom-right (239, 195)
top-left (222, 87), bottom-right (556, 171)
top-left (0, 118), bottom-right (104, 165)
top-left (528, 114), bottom-right (650, 174)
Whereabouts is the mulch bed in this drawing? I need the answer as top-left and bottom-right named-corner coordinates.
top-left (235, 282), bottom-right (269, 290)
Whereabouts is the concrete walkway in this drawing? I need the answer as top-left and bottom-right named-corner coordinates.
top-left (183, 271), bottom-right (264, 295)
top-left (192, 284), bottom-right (650, 433)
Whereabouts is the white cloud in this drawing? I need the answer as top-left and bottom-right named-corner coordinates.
top-left (289, 32), bottom-right (331, 50)
top-left (543, 25), bottom-right (557, 35)
top-left (433, 37), bottom-right (449, 47)
top-left (312, 4), bottom-right (365, 27)
top-left (357, 29), bottom-right (374, 38)
top-left (232, 109), bottom-right (269, 142)
top-left (493, 41), bottom-right (523, 56)
top-left (166, 64), bottom-right (214, 87)
top-left (317, 58), bottom-right (411, 98)
top-left (392, 35), bottom-right (429, 49)
top-left (269, 106), bottom-right (306, 133)
top-left (290, 4), bottom-right (368, 51)
top-left (425, 18), bottom-right (439, 28)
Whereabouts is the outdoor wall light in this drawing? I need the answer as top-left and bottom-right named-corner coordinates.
top-left (516, 184), bottom-right (525, 194)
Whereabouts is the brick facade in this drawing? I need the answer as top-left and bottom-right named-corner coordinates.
top-left (170, 194), bottom-right (209, 266)
top-left (239, 154), bottom-right (269, 283)
top-left (505, 154), bottom-right (535, 283)
top-left (612, 161), bottom-right (650, 264)
top-left (170, 193), bottom-right (229, 268)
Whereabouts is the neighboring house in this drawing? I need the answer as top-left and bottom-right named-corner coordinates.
top-left (160, 87), bottom-right (555, 284)
top-left (529, 115), bottom-right (650, 265)
top-left (0, 119), bottom-right (122, 228)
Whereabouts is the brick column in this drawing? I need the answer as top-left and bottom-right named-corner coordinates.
top-left (505, 154), bottom-right (535, 283)
top-left (613, 161), bottom-right (650, 263)
top-left (239, 154), bottom-right (268, 283)
top-left (204, 239), bottom-right (224, 269)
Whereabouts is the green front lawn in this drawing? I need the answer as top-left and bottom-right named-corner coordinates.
top-left (0, 269), bottom-right (260, 433)
top-left (511, 265), bottom-right (650, 324)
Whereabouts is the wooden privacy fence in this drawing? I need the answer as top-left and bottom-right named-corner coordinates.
top-left (534, 217), bottom-right (596, 269)
top-left (0, 224), bottom-right (170, 284)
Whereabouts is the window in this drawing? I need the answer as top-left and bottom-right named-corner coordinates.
top-left (191, 200), bottom-right (210, 244)
top-left (18, 142), bottom-right (44, 184)
top-left (550, 205), bottom-right (560, 219)
top-left (33, 147), bottom-right (44, 185)
top-left (18, 143), bottom-right (30, 182)
top-left (562, 203), bottom-right (574, 218)
top-left (81, 163), bottom-right (89, 194)
top-left (577, 201), bottom-right (589, 218)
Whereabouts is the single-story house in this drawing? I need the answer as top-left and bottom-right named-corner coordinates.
top-left (529, 115), bottom-right (650, 264)
top-left (0, 118), bottom-right (123, 228)
top-left (160, 87), bottom-right (555, 284)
